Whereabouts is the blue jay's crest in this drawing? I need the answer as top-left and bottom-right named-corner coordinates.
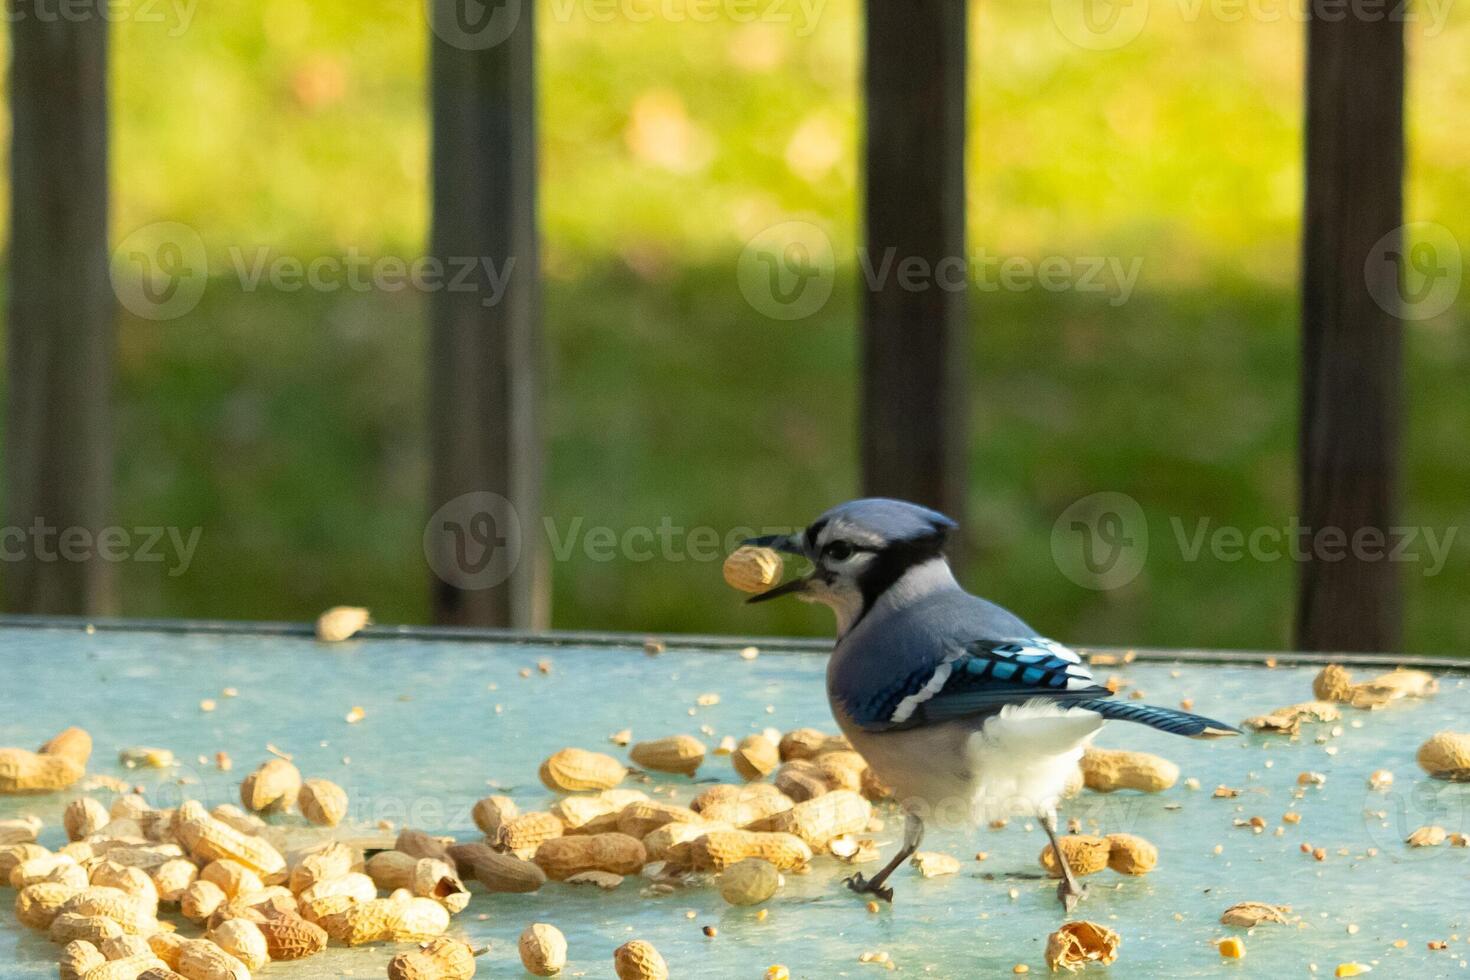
top-left (804, 498), bottom-right (957, 556)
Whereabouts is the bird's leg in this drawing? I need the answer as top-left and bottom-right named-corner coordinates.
top-left (846, 810), bottom-right (925, 903)
top-left (1042, 812), bottom-right (1086, 914)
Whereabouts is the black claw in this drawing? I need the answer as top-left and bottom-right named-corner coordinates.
top-left (845, 873), bottom-right (895, 903)
top-left (1057, 879), bottom-right (1087, 914)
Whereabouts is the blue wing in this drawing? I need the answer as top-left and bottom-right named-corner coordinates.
top-left (846, 638), bottom-right (1112, 732)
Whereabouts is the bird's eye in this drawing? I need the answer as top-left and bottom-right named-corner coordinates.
top-left (825, 542), bottom-right (853, 561)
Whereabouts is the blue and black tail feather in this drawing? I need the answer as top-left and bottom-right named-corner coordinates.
top-left (1072, 698), bottom-right (1241, 739)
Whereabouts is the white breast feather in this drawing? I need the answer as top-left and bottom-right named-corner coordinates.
top-left (965, 700), bottom-right (1104, 823)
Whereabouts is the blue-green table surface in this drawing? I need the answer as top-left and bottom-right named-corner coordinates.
top-left (1, 628), bottom-right (1468, 978)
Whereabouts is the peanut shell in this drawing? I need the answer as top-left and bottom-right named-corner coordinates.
top-left (49, 912), bottom-right (125, 946)
top-left (180, 881), bottom-right (227, 924)
top-left (59, 940), bottom-right (107, 980)
top-left (66, 798), bottom-right (111, 841)
top-left (629, 736), bottom-right (705, 777)
top-left (533, 833), bottom-right (647, 880)
top-left (366, 850), bottom-right (418, 891)
top-left (390, 937), bottom-right (479, 980)
top-left (1045, 920), bottom-right (1120, 972)
top-left (719, 857), bottom-right (780, 905)
top-left (40, 727), bottom-right (94, 768)
top-left (540, 747), bottom-right (627, 792)
top-left (1105, 833), bottom-right (1158, 874)
top-left (519, 923), bottom-right (568, 976)
top-left (175, 817), bottom-right (284, 877)
top-left (722, 546), bottom-right (783, 593)
top-left (396, 829), bottom-right (454, 862)
top-left (732, 736), bottom-right (780, 781)
top-left (252, 913), bottom-right (327, 960)
top-left (287, 841), bottom-right (355, 894)
top-left (297, 779), bottom-right (348, 827)
top-left (207, 919), bottom-right (269, 971)
top-left (1418, 731), bottom-right (1470, 781)
top-left (447, 842), bottom-right (546, 893)
top-left (471, 795), bottom-right (519, 836)
top-left (778, 728), bottom-right (845, 761)
top-left (751, 789), bottom-right (871, 847)
top-left (0, 747), bottom-right (85, 794)
top-left (315, 605), bottom-right (370, 641)
top-left (15, 881), bottom-right (81, 929)
top-left (774, 761), bottom-right (829, 802)
top-left (1039, 835), bottom-right (1110, 878)
top-left (616, 801), bottom-right (702, 839)
top-left (614, 940), bottom-right (669, 980)
top-left (677, 830), bottom-right (812, 872)
top-left (238, 759), bottom-right (300, 815)
top-left (200, 861), bottom-right (263, 900)
top-left (412, 857), bottom-right (470, 913)
top-left (1080, 747), bottom-right (1179, 793)
top-left (498, 812), bottom-right (564, 857)
top-left (1220, 902), bottom-right (1292, 927)
top-left (81, 954), bottom-right (169, 979)
top-left (176, 939), bottom-right (252, 980)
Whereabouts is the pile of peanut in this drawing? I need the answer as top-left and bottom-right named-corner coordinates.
top-left (0, 717), bottom-right (919, 979)
top-left (2, 729), bottom-right (483, 980)
top-left (18, 647), bottom-right (1458, 977)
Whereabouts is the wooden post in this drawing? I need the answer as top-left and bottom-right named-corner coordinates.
top-left (5, 3), bottom-right (115, 614)
top-left (860, 0), bottom-right (969, 528)
top-left (426, 0), bottom-right (546, 628)
top-left (1296, 11), bottom-right (1405, 652)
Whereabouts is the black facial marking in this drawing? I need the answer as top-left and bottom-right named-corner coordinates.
top-left (803, 518), bottom-right (830, 554)
top-left (852, 527), bottom-right (953, 625)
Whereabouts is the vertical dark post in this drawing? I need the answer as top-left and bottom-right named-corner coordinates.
top-left (861, 0), bottom-right (969, 529)
top-left (5, 3), bottom-right (115, 614)
top-left (1296, 12), bottom-right (1405, 652)
top-left (427, 0), bottom-right (546, 628)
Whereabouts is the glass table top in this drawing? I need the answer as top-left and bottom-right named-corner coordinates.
top-left (0, 625), bottom-right (1466, 977)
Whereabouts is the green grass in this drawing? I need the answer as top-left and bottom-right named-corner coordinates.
top-left (108, 266), bottom-right (1469, 654)
top-left (3, 0), bottom-right (1469, 650)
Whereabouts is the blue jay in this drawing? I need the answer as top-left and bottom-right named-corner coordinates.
top-left (745, 498), bottom-right (1238, 908)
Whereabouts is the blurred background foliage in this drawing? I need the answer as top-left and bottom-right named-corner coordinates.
top-left (2, 0), bottom-right (1466, 650)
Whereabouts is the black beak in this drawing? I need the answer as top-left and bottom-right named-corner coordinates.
top-left (745, 574), bottom-right (812, 604)
top-left (741, 532), bottom-right (812, 604)
top-left (741, 533), bottom-right (806, 556)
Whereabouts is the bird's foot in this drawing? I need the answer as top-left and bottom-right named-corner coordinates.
top-left (845, 873), bottom-right (895, 903)
top-left (1057, 878), bottom-right (1087, 914)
